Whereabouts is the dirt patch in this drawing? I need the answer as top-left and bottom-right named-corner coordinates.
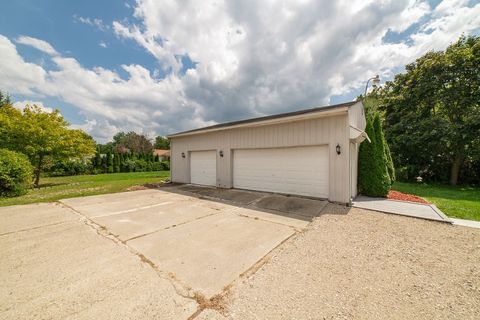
top-left (389, 190), bottom-right (429, 204)
top-left (125, 182), bottom-right (172, 191)
top-left (188, 290), bottom-right (231, 319)
top-left (254, 195), bottom-right (328, 219)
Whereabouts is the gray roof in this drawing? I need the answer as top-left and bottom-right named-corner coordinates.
top-left (168, 100), bottom-right (358, 137)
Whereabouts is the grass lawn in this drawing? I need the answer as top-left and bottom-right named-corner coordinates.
top-left (393, 182), bottom-right (480, 221)
top-left (0, 171), bottom-right (170, 207)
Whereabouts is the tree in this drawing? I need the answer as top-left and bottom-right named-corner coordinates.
top-left (106, 151), bottom-right (113, 173)
top-left (113, 153), bottom-right (120, 173)
top-left (0, 91), bottom-right (11, 107)
top-left (358, 115), bottom-right (391, 197)
top-left (113, 131), bottom-right (153, 154)
top-left (154, 136), bottom-right (170, 149)
top-left (94, 148), bottom-right (102, 171)
top-left (373, 113), bottom-right (392, 187)
top-left (378, 35), bottom-right (480, 185)
top-left (0, 104), bottom-right (96, 187)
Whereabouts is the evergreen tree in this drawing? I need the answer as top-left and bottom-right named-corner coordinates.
top-left (106, 151), bottom-right (113, 173)
top-left (94, 149), bottom-right (102, 171)
top-left (113, 153), bottom-right (120, 173)
top-left (101, 154), bottom-right (107, 173)
top-left (373, 113), bottom-right (392, 189)
top-left (119, 153), bottom-right (125, 172)
top-left (384, 140), bottom-right (395, 182)
top-left (358, 114), bottom-right (391, 197)
top-left (154, 154), bottom-right (160, 162)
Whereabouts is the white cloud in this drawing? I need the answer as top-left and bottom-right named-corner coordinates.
top-left (0, 35), bottom-right (46, 95)
top-left (0, 0), bottom-right (479, 143)
top-left (73, 15), bottom-right (109, 31)
top-left (99, 41), bottom-right (108, 48)
top-left (16, 35), bottom-right (58, 55)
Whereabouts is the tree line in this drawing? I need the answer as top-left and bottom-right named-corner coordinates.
top-left (363, 35), bottom-right (479, 187)
top-left (0, 94), bottom-right (170, 196)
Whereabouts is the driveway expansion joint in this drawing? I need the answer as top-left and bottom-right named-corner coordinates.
top-left (57, 201), bottom-right (202, 308)
top-left (0, 220), bottom-right (73, 237)
top-left (123, 211), bottom-right (222, 242)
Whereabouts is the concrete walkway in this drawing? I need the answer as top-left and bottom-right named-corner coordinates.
top-left (352, 196), bottom-right (452, 223)
top-left (451, 218), bottom-right (480, 229)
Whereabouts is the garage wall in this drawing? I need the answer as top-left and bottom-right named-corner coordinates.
top-left (171, 113), bottom-right (351, 203)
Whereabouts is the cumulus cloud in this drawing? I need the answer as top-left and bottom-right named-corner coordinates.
top-left (0, 0), bottom-right (479, 143)
top-left (0, 35), bottom-right (46, 95)
top-left (16, 35), bottom-right (58, 55)
top-left (114, 0), bottom-right (479, 120)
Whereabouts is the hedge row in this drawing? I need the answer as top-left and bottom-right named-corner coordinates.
top-left (48, 152), bottom-right (169, 176)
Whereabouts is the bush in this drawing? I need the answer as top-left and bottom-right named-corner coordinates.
top-left (49, 160), bottom-right (91, 176)
top-left (160, 160), bottom-right (170, 171)
top-left (358, 114), bottom-right (391, 197)
top-left (0, 149), bottom-right (33, 196)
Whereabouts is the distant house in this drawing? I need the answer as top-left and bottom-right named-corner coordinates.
top-left (154, 149), bottom-right (171, 161)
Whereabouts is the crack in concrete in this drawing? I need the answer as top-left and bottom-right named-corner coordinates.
top-left (57, 190), bottom-right (328, 320)
top-left (57, 202), bottom-right (200, 308)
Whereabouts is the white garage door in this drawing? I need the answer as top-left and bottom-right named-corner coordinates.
top-left (190, 150), bottom-right (217, 186)
top-left (233, 146), bottom-right (329, 198)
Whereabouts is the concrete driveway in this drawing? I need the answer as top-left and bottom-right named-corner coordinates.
top-left (2, 185), bottom-right (479, 319)
top-left (0, 185), bottom-right (327, 319)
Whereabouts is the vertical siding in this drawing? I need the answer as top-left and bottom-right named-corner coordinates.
top-left (170, 113), bottom-right (351, 203)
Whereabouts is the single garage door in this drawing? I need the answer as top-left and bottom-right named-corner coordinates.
top-left (233, 146), bottom-right (329, 198)
top-left (190, 150), bottom-right (217, 186)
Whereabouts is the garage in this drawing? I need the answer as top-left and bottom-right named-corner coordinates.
top-left (190, 150), bottom-right (216, 186)
top-left (168, 101), bottom-right (368, 204)
top-left (233, 146), bottom-right (329, 198)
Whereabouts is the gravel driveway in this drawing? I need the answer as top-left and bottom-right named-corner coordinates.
top-left (200, 204), bottom-right (480, 320)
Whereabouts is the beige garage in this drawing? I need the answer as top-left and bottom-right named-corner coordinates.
top-left (167, 101), bottom-right (368, 204)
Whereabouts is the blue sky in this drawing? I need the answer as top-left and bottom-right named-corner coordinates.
top-left (0, 0), bottom-right (478, 142)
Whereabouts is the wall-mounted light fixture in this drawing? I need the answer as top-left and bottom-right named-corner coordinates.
top-left (219, 150), bottom-right (224, 157)
top-left (181, 152), bottom-right (186, 158)
top-left (336, 144), bottom-right (341, 155)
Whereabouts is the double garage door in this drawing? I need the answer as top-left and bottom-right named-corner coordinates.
top-left (190, 145), bottom-right (329, 198)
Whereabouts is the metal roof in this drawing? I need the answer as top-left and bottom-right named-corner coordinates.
top-left (168, 100), bottom-right (358, 138)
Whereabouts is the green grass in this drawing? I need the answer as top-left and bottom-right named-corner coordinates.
top-left (0, 171), bottom-right (170, 207)
top-left (393, 182), bottom-right (480, 221)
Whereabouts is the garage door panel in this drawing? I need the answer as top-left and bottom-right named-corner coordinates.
top-left (190, 151), bottom-right (216, 186)
top-left (233, 146), bottom-right (328, 198)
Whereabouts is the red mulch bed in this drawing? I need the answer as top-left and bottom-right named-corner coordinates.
top-left (388, 190), bottom-right (429, 204)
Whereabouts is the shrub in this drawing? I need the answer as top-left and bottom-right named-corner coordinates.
top-left (160, 160), bottom-right (170, 171)
top-left (151, 162), bottom-right (163, 171)
top-left (358, 114), bottom-right (391, 197)
top-left (0, 149), bottom-right (33, 196)
top-left (49, 160), bottom-right (90, 176)
top-left (123, 159), bottom-right (136, 172)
